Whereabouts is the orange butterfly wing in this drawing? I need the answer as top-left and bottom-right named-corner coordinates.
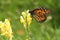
top-left (33, 14), bottom-right (46, 22)
top-left (29, 7), bottom-right (50, 22)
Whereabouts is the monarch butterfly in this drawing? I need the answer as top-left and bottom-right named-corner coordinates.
top-left (29, 7), bottom-right (50, 22)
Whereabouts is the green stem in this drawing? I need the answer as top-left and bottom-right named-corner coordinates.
top-left (26, 26), bottom-right (30, 40)
top-left (26, 13), bottom-right (30, 40)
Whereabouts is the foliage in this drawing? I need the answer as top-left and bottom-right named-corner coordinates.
top-left (0, 0), bottom-right (60, 40)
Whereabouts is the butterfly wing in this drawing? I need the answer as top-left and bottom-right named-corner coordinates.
top-left (33, 14), bottom-right (46, 22)
top-left (29, 7), bottom-right (50, 22)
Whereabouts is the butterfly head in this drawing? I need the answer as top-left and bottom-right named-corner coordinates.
top-left (29, 10), bottom-right (34, 15)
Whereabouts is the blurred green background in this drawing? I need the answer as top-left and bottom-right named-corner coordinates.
top-left (0, 0), bottom-right (60, 40)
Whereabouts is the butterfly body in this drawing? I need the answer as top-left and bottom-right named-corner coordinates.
top-left (29, 7), bottom-right (50, 22)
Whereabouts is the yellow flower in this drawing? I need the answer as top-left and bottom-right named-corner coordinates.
top-left (0, 19), bottom-right (13, 40)
top-left (23, 22), bottom-right (27, 28)
top-left (20, 10), bottom-right (32, 40)
top-left (20, 10), bottom-right (32, 28)
top-left (0, 21), bottom-right (4, 28)
top-left (4, 19), bottom-right (11, 26)
top-left (27, 12), bottom-right (32, 26)
top-left (20, 16), bottom-right (25, 23)
top-left (22, 12), bottom-right (26, 18)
